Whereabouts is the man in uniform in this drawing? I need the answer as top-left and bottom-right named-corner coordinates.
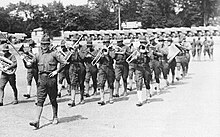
top-left (67, 37), bottom-right (86, 107)
top-left (84, 41), bottom-right (98, 97)
top-left (149, 37), bottom-right (163, 94)
top-left (133, 44), bottom-right (152, 106)
top-left (113, 37), bottom-right (130, 97)
top-left (0, 44), bottom-right (19, 106)
top-left (203, 37), bottom-right (211, 60)
top-left (29, 36), bottom-right (67, 129)
top-left (22, 40), bottom-right (38, 99)
top-left (57, 40), bottom-right (71, 97)
top-left (97, 38), bottom-right (115, 105)
top-left (209, 36), bottom-right (214, 60)
top-left (196, 37), bottom-right (202, 61)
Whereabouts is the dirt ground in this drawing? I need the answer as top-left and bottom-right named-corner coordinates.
top-left (0, 37), bottom-right (220, 137)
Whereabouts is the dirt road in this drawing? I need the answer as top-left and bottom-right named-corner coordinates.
top-left (1, 37), bottom-right (220, 137)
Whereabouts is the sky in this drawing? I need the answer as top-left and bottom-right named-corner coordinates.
top-left (1, 0), bottom-right (88, 7)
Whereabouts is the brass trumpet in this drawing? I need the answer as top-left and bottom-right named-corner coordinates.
top-left (126, 45), bottom-right (148, 64)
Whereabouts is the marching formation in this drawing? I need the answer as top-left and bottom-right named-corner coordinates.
top-left (0, 28), bottom-right (215, 129)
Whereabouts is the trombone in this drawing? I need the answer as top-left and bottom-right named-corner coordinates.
top-left (91, 47), bottom-right (108, 66)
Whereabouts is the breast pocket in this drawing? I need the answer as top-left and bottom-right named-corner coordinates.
top-left (48, 62), bottom-right (57, 71)
top-left (38, 63), bottom-right (44, 72)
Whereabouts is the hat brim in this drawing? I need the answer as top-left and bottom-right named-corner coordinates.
top-left (41, 42), bottom-right (50, 44)
top-left (2, 49), bottom-right (9, 51)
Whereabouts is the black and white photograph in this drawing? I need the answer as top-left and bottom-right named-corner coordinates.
top-left (0, 0), bottom-right (220, 137)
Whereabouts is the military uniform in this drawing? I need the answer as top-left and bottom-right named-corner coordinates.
top-left (22, 40), bottom-right (38, 99)
top-left (29, 36), bottom-right (66, 129)
top-left (84, 41), bottom-right (98, 97)
top-left (68, 45), bottom-right (86, 106)
top-left (196, 37), bottom-right (202, 60)
top-left (114, 40), bottom-right (130, 97)
top-left (134, 46), bottom-right (152, 106)
top-left (0, 44), bottom-right (18, 106)
top-left (203, 37), bottom-right (210, 59)
top-left (57, 42), bottom-right (71, 97)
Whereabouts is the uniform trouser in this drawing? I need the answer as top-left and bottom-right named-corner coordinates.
top-left (85, 66), bottom-right (98, 91)
top-left (150, 59), bottom-right (161, 83)
top-left (36, 73), bottom-right (58, 118)
top-left (0, 73), bottom-right (18, 103)
top-left (168, 59), bottom-right (176, 76)
top-left (197, 48), bottom-right (202, 58)
top-left (204, 48), bottom-right (210, 57)
top-left (27, 69), bottom-right (38, 86)
top-left (58, 67), bottom-right (71, 85)
top-left (192, 49), bottom-right (196, 57)
top-left (69, 63), bottom-right (86, 101)
top-left (128, 63), bottom-right (137, 80)
top-left (115, 63), bottom-right (129, 81)
top-left (160, 60), bottom-right (169, 80)
top-left (97, 65), bottom-right (115, 90)
top-left (135, 66), bottom-right (151, 90)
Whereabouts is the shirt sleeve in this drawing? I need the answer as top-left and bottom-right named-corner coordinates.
top-left (54, 51), bottom-right (67, 73)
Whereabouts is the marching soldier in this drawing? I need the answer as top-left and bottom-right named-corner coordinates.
top-left (57, 40), bottom-right (71, 97)
top-left (128, 37), bottom-right (152, 106)
top-left (209, 36), bottom-right (214, 60)
top-left (127, 39), bottom-right (136, 91)
top-left (113, 37), bottom-right (130, 97)
top-left (84, 40), bottom-right (98, 97)
top-left (97, 38), bottom-right (115, 105)
top-left (191, 38), bottom-right (196, 60)
top-left (0, 44), bottom-right (19, 106)
top-left (21, 40), bottom-right (38, 99)
top-left (68, 36), bottom-right (86, 107)
top-left (196, 37), bottom-right (202, 61)
top-left (149, 37), bottom-right (163, 94)
top-left (158, 38), bottom-right (170, 87)
top-left (29, 36), bottom-right (67, 129)
top-left (203, 37), bottom-right (211, 60)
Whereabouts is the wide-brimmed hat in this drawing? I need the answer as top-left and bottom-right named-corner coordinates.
top-left (41, 36), bottom-right (51, 44)
top-left (70, 36), bottom-right (78, 41)
top-left (29, 40), bottom-right (36, 47)
top-left (103, 37), bottom-right (110, 43)
top-left (2, 44), bottom-right (9, 51)
top-left (117, 36), bottom-right (123, 43)
top-left (86, 40), bottom-right (93, 46)
top-left (139, 36), bottom-right (147, 43)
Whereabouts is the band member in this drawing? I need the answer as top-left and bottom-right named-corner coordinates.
top-left (191, 38), bottom-right (196, 60)
top-left (149, 37), bottom-right (163, 94)
top-left (21, 40), bottom-right (38, 99)
top-left (127, 39), bottom-right (136, 91)
top-left (29, 36), bottom-right (67, 129)
top-left (209, 36), bottom-right (214, 60)
top-left (196, 37), bottom-right (202, 61)
top-left (158, 38), bottom-right (170, 87)
top-left (113, 37), bottom-right (130, 97)
top-left (68, 37), bottom-right (86, 107)
top-left (97, 38), bottom-right (115, 105)
top-left (84, 41), bottom-right (98, 97)
top-left (57, 40), bottom-right (71, 97)
top-left (0, 44), bottom-right (19, 106)
top-left (203, 37), bottom-right (211, 60)
top-left (134, 44), bottom-right (152, 106)
top-left (167, 38), bottom-right (177, 84)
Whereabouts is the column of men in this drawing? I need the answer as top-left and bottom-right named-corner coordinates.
top-left (0, 32), bottom-right (197, 129)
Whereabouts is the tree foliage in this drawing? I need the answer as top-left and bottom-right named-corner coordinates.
top-left (0, 0), bottom-right (219, 37)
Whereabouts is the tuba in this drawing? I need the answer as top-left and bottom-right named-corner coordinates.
top-left (0, 56), bottom-right (16, 74)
